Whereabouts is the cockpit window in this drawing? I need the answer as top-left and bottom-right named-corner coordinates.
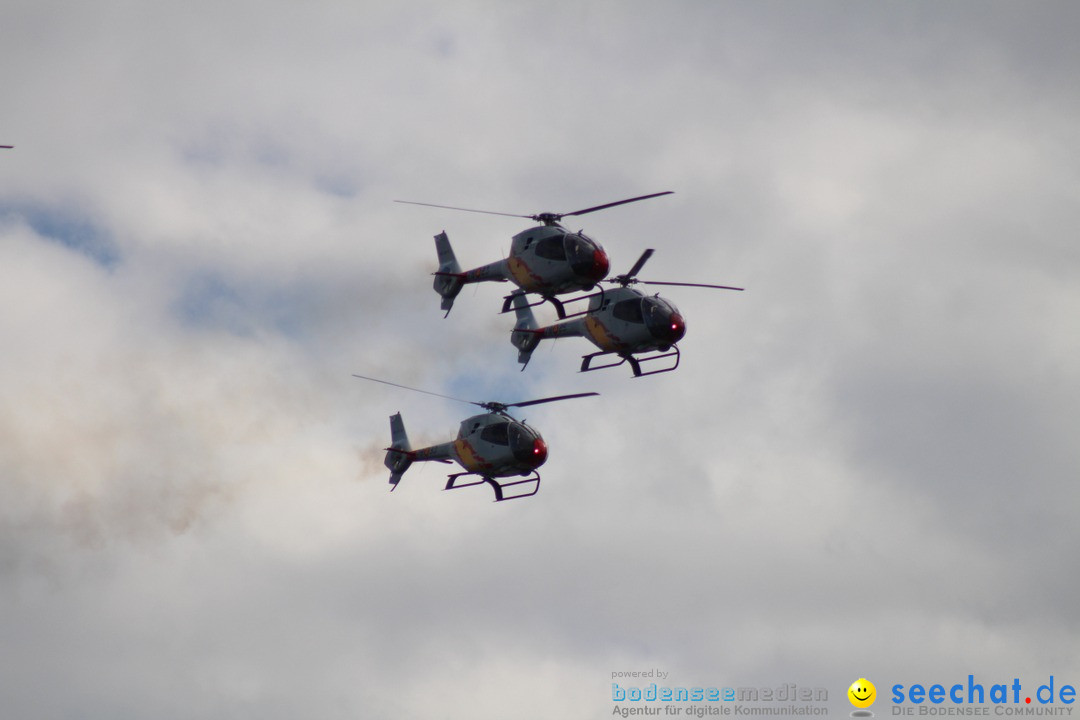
top-left (480, 422), bottom-right (510, 446)
top-left (612, 298), bottom-right (645, 323)
top-left (564, 234), bottom-right (592, 262)
top-left (643, 297), bottom-right (675, 326)
top-left (534, 235), bottom-right (567, 261)
top-left (508, 422), bottom-right (541, 462)
top-left (643, 296), bottom-right (685, 342)
top-left (565, 232), bottom-right (608, 282)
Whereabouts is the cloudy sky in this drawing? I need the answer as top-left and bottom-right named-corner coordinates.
top-left (2, 1), bottom-right (1079, 718)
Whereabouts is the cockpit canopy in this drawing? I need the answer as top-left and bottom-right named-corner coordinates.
top-left (480, 420), bottom-right (548, 466)
top-left (532, 231), bottom-right (609, 283)
top-left (612, 295), bottom-right (686, 344)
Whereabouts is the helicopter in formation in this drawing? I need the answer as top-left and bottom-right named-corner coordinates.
top-left (395, 191), bottom-right (673, 318)
top-left (353, 374), bottom-right (597, 502)
top-left (509, 249), bottom-right (743, 377)
top-left (360, 189), bottom-right (743, 500)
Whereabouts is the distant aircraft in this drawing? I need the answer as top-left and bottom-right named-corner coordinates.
top-left (396, 191), bottom-right (673, 318)
top-left (510, 249), bottom-right (743, 377)
top-left (353, 373), bottom-right (598, 501)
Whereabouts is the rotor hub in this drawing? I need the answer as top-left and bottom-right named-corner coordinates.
top-left (532, 212), bottom-right (563, 226)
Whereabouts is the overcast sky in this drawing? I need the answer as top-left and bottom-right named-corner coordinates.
top-left (2, 2), bottom-right (1079, 718)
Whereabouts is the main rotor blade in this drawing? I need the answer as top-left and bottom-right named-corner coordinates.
top-left (506, 391), bottom-right (600, 409)
top-left (561, 191), bottom-right (674, 218)
top-left (393, 199), bottom-right (528, 219)
top-left (642, 280), bottom-right (745, 291)
top-left (624, 248), bottom-right (655, 279)
top-left (352, 374), bottom-right (475, 406)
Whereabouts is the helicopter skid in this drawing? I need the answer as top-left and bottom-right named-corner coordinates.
top-left (445, 470), bottom-right (541, 502)
top-left (501, 289), bottom-right (602, 320)
top-left (580, 345), bottom-right (681, 378)
top-left (501, 293), bottom-right (568, 319)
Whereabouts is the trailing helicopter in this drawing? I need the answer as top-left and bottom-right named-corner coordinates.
top-left (509, 249), bottom-right (743, 377)
top-left (353, 374), bottom-right (598, 501)
top-left (394, 191), bottom-right (673, 318)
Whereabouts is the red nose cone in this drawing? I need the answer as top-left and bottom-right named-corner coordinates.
top-left (531, 437), bottom-right (548, 467)
top-left (589, 248), bottom-right (610, 283)
top-left (669, 313), bottom-right (686, 343)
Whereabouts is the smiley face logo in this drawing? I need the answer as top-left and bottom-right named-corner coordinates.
top-left (848, 678), bottom-right (876, 709)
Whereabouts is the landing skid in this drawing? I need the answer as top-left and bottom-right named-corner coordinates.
top-left (445, 470), bottom-right (541, 502)
top-left (500, 293), bottom-right (571, 320)
top-left (580, 345), bottom-right (681, 377)
top-left (500, 290), bottom-right (601, 320)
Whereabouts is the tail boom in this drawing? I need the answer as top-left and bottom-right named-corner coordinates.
top-left (510, 291), bottom-right (587, 368)
top-left (433, 232), bottom-right (511, 315)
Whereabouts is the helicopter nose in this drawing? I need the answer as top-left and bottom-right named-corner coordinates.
top-left (664, 312), bottom-right (686, 344)
top-left (530, 436), bottom-right (548, 467)
top-left (587, 248), bottom-right (609, 283)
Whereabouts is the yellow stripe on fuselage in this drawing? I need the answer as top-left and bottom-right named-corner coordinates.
top-left (507, 257), bottom-right (546, 292)
top-left (584, 315), bottom-right (623, 352)
top-left (453, 437), bottom-right (493, 473)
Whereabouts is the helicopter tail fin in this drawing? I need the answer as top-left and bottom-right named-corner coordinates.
top-left (384, 412), bottom-right (414, 489)
top-left (433, 232), bottom-right (464, 316)
top-left (510, 291), bottom-right (542, 368)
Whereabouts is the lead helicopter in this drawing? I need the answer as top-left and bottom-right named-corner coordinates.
top-left (509, 249), bottom-right (743, 377)
top-left (394, 191), bottom-right (673, 318)
top-left (353, 374), bottom-right (598, 501)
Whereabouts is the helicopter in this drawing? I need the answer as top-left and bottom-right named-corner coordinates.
top-left (394, 191), bottom-right (673, 318)
top-left (509, 249), bottom-right (743, 377)
top-left (353, 374), bottom-right (598, 501)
